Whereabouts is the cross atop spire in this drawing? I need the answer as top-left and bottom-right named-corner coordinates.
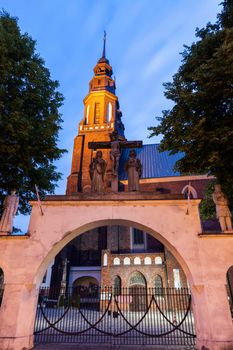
top-left (102, 30), bottom-right (106, 58)
top-left (98, 31), bottom-right (109, 64)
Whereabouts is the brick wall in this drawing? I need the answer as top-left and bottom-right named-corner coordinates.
top-left (101, 250), bottom-right (188, 289)
top-left (107, 225), bottom-right (131, 252)
top-left (66, 131), bottom-right (114, 194)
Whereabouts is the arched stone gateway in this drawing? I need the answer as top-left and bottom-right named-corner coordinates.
top-left (0, 195), bottom-right (233, 349)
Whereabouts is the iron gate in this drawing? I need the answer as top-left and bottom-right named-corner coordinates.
top-left (34, 286), bottom-right (196, 347)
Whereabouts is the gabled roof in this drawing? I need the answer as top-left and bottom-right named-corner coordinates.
top-left (118, 144), bottom-right (183, 180)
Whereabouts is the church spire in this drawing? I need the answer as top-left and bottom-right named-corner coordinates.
top-left (102, 30), bottom-right (106, 59)
top-left (98, 31), bottom-right (109, 64)
top-left (89, 32), bottom-right (116, 94)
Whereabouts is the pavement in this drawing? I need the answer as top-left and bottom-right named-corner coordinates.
top-left (33, 345), bottom-right (196, 350)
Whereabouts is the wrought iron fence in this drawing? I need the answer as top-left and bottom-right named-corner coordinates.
top-left (34, 286), bottom-right (196, 347)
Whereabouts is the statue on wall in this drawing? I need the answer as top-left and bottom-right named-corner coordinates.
top-left (0, 190), bottom-right (19, 234)
top-left (90, 151), bottom-right (107, 193)
top-left (124, 149), bottom-right (142, 191)
top-left (212, 184), bottom-right (232, 232)
top-left (88, 131), bottom-right (142, 178)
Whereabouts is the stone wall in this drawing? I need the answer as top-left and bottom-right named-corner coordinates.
top-left (101, 250), bottom-right (187, 289)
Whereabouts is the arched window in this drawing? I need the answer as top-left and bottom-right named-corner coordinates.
top-left (155, 275), bottom-right (163, 296)
top-left (85, 105), bottom-right (90, 124)
top-left (144, 257), bottom-right (152, 265)
top-left (113, 257), bottom-right (120, 265)
top-left (114, 276), bottom-right (121, 296)
top-left (106, 102), bottom-right (112, 123)
top-left (103, 253), bottom-right (108, 266)
top-left (94, 103), bottom-right (100, 124)
top-left (155, 256), bottom-right (162, 265)
top-left (134, 257), bottom-right (141, 265)
top-left (0, 268), bottom-right (4, 307)
top-left (182, 185), bottom-right (197, 199)
top-left (123, 257), bottom-right (130, 265)
top-left (227, 266), bottom-right (233, 317)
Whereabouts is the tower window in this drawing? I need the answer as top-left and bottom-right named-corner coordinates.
top-left (106, 102), bottom-right (112, 123)
top-left (94, 103), bottom-right (101, 124)
top-left (133, 229), bottom-right (144, 245)
top-left (85, 105), bottom-right (90, 125)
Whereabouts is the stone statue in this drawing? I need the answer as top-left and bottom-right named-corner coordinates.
top-left (110, 131), bottom-right (121, 176)
top-left (0, 190), bottom-right (19, 234)
top-left (88, 132), bottom-right (142, 178)
top-left (124, 149), bottom-right (142, 191)
top-left (212, 184), bottom-right (232, 232)
top-left (90, 151), bottom-right (107, 192)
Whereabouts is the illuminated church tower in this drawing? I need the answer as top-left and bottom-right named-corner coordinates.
top-left (66, 33), bottom-right (125, 194)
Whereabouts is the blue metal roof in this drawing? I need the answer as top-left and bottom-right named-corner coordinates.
top-left (118, 144), bottom-right (183, 180)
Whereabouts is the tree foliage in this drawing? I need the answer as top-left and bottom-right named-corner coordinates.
top-left (148, 0), bottom-right (233, 203)
top-left (0, 11), bottom-right (66, 215)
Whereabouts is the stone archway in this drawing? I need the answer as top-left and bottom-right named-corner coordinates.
top-left (34, 217), bottom-right (194, 290)
top-left (0, 196), bottom-right (232, 350)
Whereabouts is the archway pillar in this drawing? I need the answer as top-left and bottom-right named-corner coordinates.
top-left (0, 283), bottom-right (38, 350)
top-left (192, 282), bottom-right (233, 350)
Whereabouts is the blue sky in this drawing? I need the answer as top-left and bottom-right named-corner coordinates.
top-left (1, 0), bottom-right (221, 231)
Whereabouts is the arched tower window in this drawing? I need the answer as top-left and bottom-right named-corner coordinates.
top-left (227, 266), bottom-right (233, 318)
top-left (182, 185), bottom-right (197, 199)
top-left (94, 103), bottom-right (101, 124)
top-left (106, 102), bottom-right (112, 123)
top-left (155, 274), bottom-right (163, 296)
top-left (114, 276), bottom-right (121, 296)
top-left (0, 268), bottom-right (4, 307)
top-left (85, 105), bottom-right (90, 124)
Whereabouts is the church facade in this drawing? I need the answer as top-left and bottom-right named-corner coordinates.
top-left (44, 41), bottom-right (213, 295)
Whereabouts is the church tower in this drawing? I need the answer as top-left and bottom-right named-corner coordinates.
top-left (66, 33), bottom-right (125, 194)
